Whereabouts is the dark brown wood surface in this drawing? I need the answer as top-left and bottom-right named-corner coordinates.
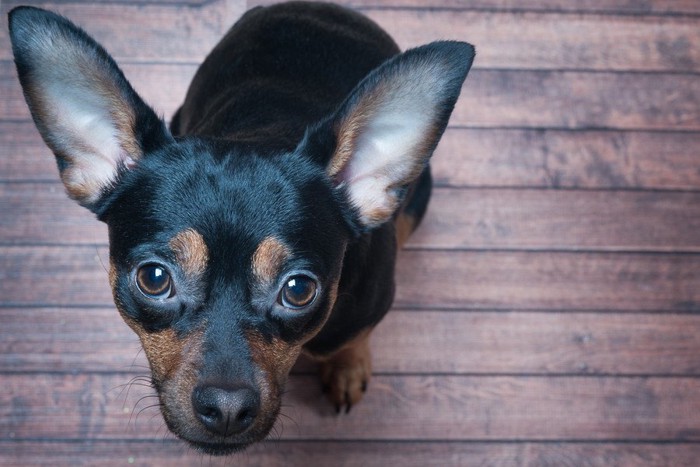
top-left (1, 0), bottom-right (699, 466)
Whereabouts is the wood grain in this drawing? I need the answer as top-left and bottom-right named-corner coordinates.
top-left (3, 373), bottom-right (700, 441)
top-left (394, 250), bottom-right (700, 311)
top-left (0, 183), bottom-right (106, 245)
top-left (364, 9), bottom-right (700, 72)
top-left (3, 307), bottom-right (700, 376)
top-left (5, 123), bottom-right (700, 191)
top-left (250, 0), bottom-right (700, 15)
top-left (0, 0), bottom-right (247, 63)
top-left (4, 184), bottom-right (700, 252)
top-left (431, 129), bottom-right (700, 190)
top-left (452, 70), bottom-right (700, 130)
top-left (413, 189), bottom-right (700, 251)
top-left (2, 247), bottom-right (699, 311)
top-left (4, 62), bottom-right (700, 130)
top-left (3, 441), bottom-right (700, 467)
top-left (3, 1), bottom-right (699, 72)
top-left (371, 311), bottom-right (700, 375)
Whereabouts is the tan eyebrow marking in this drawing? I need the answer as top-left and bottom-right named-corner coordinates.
top-left (169, 228), bottom-right (209, 276)
top-left (252, 236), bottom-right (291, 285)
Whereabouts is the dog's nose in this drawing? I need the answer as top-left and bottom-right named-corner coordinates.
top-left (192, 384), bottom-right (259, 437)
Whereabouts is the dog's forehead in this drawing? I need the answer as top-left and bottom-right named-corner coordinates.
top-left (122, 143), bottom-right (304, 218)
top-left (107, 140), bottom-right (343, 263)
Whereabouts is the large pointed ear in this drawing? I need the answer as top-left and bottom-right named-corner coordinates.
top-left (315, 41), bottom-right (474, 229)
top-left (9, 6), bottom-right (173, 213)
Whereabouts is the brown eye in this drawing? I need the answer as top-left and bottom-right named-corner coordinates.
top-left (136, 264), bottom-right (173, 299)
top-left (279, 275), bottom-right (317, 309)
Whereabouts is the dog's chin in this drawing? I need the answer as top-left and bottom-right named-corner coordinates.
top-left (187, 439), bottom-right (253, 456)
top-left (163, 404), bottom-right (280, 456)
top-left (169, 422), bottom-right (274, 456)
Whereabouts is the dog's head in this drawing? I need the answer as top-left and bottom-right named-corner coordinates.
top-left (9, 6), bottom-right (473, 454)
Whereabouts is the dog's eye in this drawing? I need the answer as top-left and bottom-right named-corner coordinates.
top-left (279, 275), bottom-right (317, 309)
top-left (136, 264), bottom-right (173, 299)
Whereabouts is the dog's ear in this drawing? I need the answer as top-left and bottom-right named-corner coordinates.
top-left (308, 41), bottom-right (474, 230)
top-left (9, 6), bottom-right (173, 213)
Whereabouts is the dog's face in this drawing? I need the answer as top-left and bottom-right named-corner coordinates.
top-left (9, 6), bottom-right (473, 455)
top-left (105, 141), bottom-right (349, 453)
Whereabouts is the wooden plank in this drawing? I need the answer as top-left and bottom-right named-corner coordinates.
top-left (250, 0), bottom-right (700, 15)
top-left (4, 183), bottom-right (700, 252)
top-left (363, 9), bottom-right (700, 72)
top-left (3, 441), bottom-right (700, 467)
top-left (431, 128), bottom-right (700, 190)
top-left (0, 0), bottom-right (247, 63)
top-left (0, 183), bottom-right (106, 245)
top-left (372, 312), bottom-right (700, 375)
top-left (1, 247), bottom-right (699, 311)
top-left (394, 250), bottom-right (700, 311)
top-left (2, 373), bottom-right (700, 441)
top-left (3, 1), bottom-right (699, 72)
top-left (0, 247), bottom-right (111, 306)
top-left (4, 62), bottom-right (699, 131)
top-left (5, 124), bottom-right (700, 191)
top-left (450, 70), bottom-right (700, 131)
top-left (412, 189), bottom-right (700, 251)
top-left (0, 308), bottom-right (142, 374)
top-left (3, 308), bottom-right (700, 376)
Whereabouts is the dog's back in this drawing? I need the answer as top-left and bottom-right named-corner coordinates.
top-left (172, 2), bottom-right (399, 152)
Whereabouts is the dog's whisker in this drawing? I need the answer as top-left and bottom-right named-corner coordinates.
top-left (129, 348), bottom-right (146, 372)
top-left (130, 394), bottom-right (161, 426)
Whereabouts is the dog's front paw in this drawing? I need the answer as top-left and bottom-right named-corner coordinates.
top-left (319, 332), bottom-right (372, 414)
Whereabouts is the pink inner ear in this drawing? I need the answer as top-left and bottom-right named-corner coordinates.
top-left (34, 72), bottom-right (143, 205)
top-left (330, 105), bottom-right (437, 228)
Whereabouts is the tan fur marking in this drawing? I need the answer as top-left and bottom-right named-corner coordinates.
top-left (364, 204), bottom-right (397, 227)
top-left (158, 327), bottom-right (205, 432)
top-left (108, 259), bottom-right (118, 290)
top-left (74, 48), bottom-right (142, 160)
top-left (247, 332), bottom-right (301, 383)
top-left (170, 229), bottom-right (209, 277)
top-left (126, 323), bottom-right (205, 386)
top-left (318, 328), bottom-right (373, 410)
top-left (395, 212), bottom-right (417, 249)
top-left (327, 83), bottom-right (384, 179)
top-left (139, 328), bottom-right (183, 380)
top-left (246, 331), bottom-right (302, 419)
top-left (252, 237), bottom-right (290, 285)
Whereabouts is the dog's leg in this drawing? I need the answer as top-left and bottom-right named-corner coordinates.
top-left (319, 329), bottom-right (373, 413)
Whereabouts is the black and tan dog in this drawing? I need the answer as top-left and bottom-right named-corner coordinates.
top-left (9, 1), bottom-right (473, 455)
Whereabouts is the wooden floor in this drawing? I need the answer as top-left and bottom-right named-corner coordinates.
top-left (2, 0), bottom-right (700, 465)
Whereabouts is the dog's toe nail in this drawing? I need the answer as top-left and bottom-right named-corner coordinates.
top-left (335, 404), bottom-right (341, 414)
top-left (345, 403), bottom-right (353, 414)
top-left (361, 381), bottom-right (368, 392)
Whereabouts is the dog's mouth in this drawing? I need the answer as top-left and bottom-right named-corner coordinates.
top-left (186, 439), bottom-right (254, 456)
top-left (163, 408), bottom-right (279, 456)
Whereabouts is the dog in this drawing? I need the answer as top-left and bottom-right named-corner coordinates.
top-left (9, 1), bottom-right (474, 455)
